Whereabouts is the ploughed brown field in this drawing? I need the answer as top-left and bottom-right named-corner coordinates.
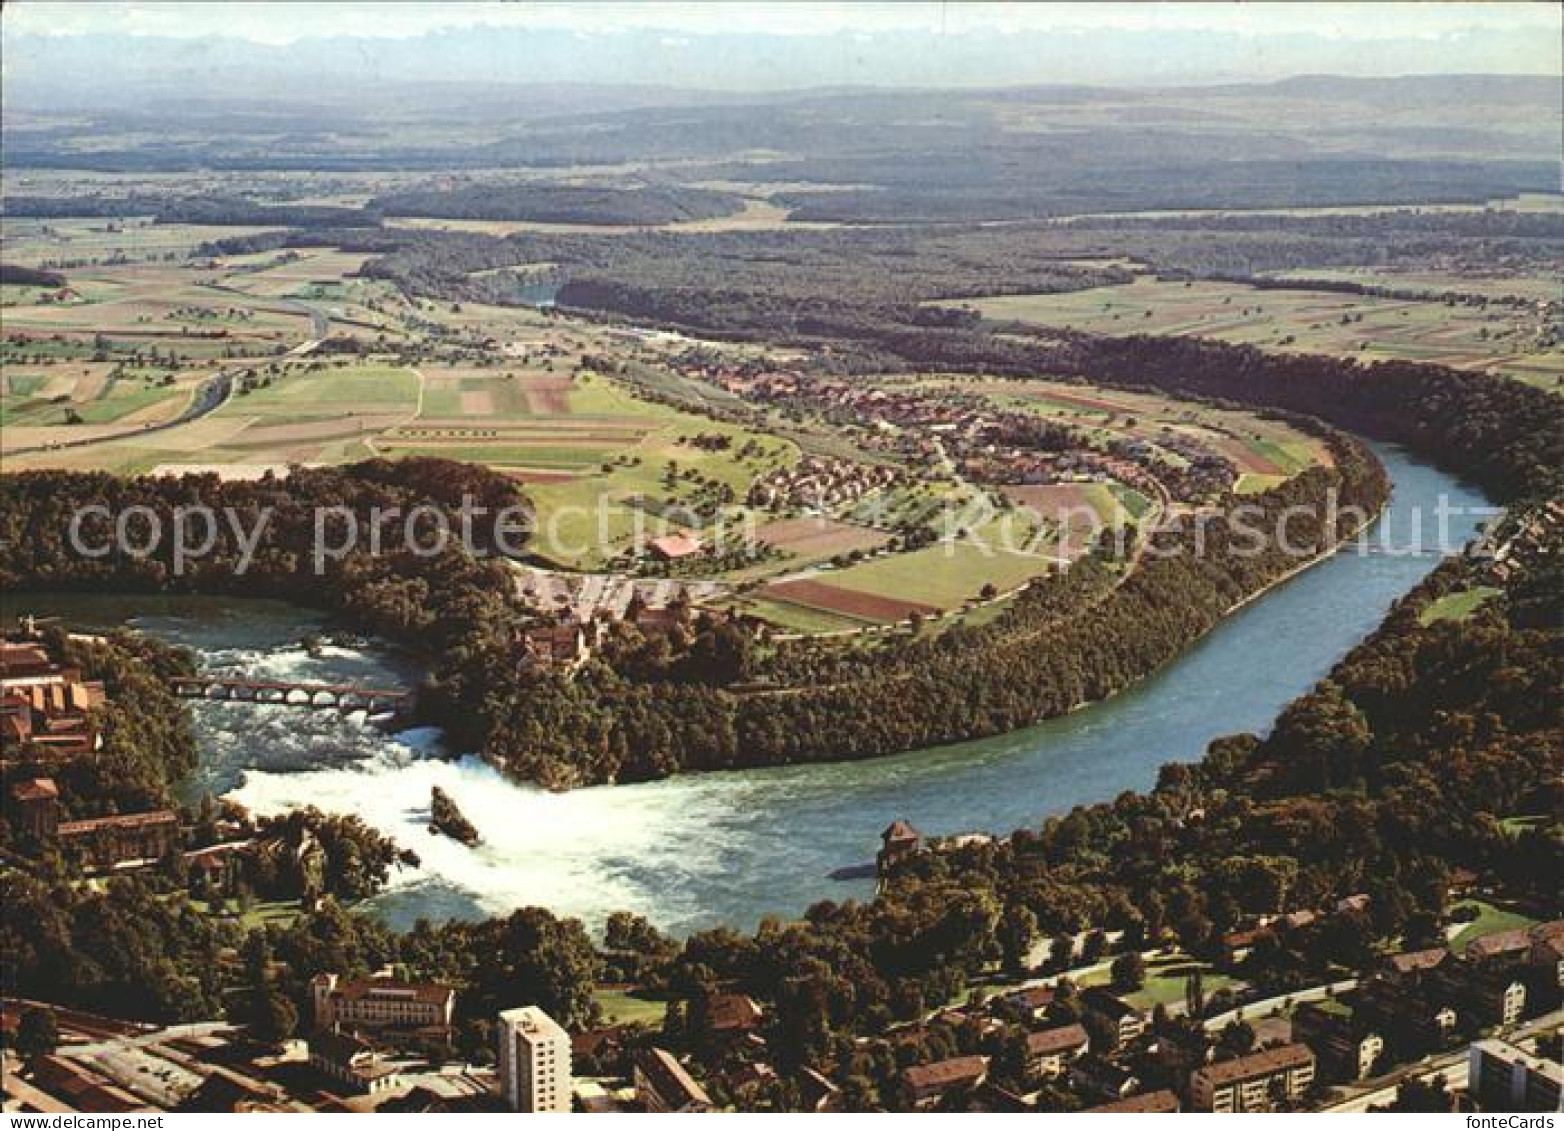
top-left (761, 577), bottom-right (939, 622)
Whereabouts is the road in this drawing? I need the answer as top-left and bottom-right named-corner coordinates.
top-left (5, 312), bottom-right (325, 458)
top-left (1321, 1008), bottom-right (1564, 1113)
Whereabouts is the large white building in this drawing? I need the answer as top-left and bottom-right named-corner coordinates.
top-left (497, 1005), bottom-right (571, 1113)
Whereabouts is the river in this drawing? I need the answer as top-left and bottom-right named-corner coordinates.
top-left (10, 444), bottom-right (1493, 935)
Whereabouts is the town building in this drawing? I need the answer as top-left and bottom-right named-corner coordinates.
top-left (497, 1005), bottom-right (571, 1113)
top-left (1189, 1044), bottom-right (1315, 1113)
top-left (1353, 976), bottom-right (1460, 1056)
top-left (1080, 988), bottom-right (1148, 1048)
top-left (634, 1047), bottom-right (713, 1113)
top-left (8, 775), bottom-right (60, 837)
top-left (307, 1030), bottom-right (402, 1095)
top-left (900, 1055), bottom-right (988, 1110)
top-left (1438, 967), bottom-right (1527, 1028)
top-left (1069, 1054), bottom-right (1141, 1102)
top-left (1290, 1002), bottom-right (1383, 1082)
top-left (311, 973), bottom-right (455, 1035)
top-left (1024, 1023), bottom-right (1089, 1081)
top-left (1468, 1039), bottom-right (1563, 1113)
top-left (993, 984), bottom-right (1055, 1025)
top-left (57, 810), bottom-right (180, 869)
top-left (1083, 1089), bottom-right (1181, 1113)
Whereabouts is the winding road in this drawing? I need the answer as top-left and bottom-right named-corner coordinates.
top-left (5, 299), bottom-right (328, 459)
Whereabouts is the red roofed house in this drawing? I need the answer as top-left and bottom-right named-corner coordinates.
top-left (634, 1048), bottom-right (712, 1113)
top-left (649, 532), bottom-right (704, 561)
top-left (312, 973), bottom-right (456, 1034)
top-left (702, 993), bottom-right (763, 1040)
top-left (1024, 1023), bottom-right (1089, 1081)
top-left (901, 1055), bottom-right (988, 1110)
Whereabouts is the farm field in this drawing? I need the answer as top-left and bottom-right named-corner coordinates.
top-left (967, 376), bottom-right (1329, 477)
top-left (752, 515), bottom-right (891, 563)
top-left (759, 536), bottom-right (1056, 626)
top-left (0, 216), bottom-right (285, 267)
top-left (1264, 265), bottom-right (1564, 304)
top-left (1419, 586), bottom-right (1502, 625)
top-left (957, 276), bottom-right (1563, 389)
top-left (510, 375), bottom-right (800, 569)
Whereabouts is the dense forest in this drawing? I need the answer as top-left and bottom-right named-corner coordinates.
top-left (0, 458), bottom-right (531, 753)
top-left (371, 182), bottom-right (745, 225)
top-left (3, 520), bottom-right (1555, 1103)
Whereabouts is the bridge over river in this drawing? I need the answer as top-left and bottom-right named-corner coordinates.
top-left (171, 676), bottom-right (413, 718)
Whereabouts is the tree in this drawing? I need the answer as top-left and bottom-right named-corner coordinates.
top-left (997, 906), bottom-right (1038, 977)
top-left (1184, 967), bottom-right (1206, 1018)
top-left (1110, 952), bottom-right (1145, 992)
top-left (15, 1008), bottom-right (59, 1063)
top-left (251, 986), bottom-right (298, 1044)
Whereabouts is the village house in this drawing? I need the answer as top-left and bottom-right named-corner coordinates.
top-left (0, 640), bottom-right (105, 761)
top-left (993, 984), bottom-right (1055, 1026)
top-left (648, 531), bottom-right (705, 562)
top-left (900, 1055), bottom-right (988, 1110)
top-left (311, 973), bottom-right (456, 1035)
top-left (1188, 1043), bottom-right (1315, 1113)
top-left (1024, 1022), bottom-right (1089, 1081)
top-left (519, 622), bottom-right (594, 673)
top-left (701, 993), bottom-right (763, 1045)
top-left (1383, 946), bottom-right (1450, 978)
top-left (1465, 927), bottom-right (1534, 967)
top-left (307, 1030), bottom-right (402, 1095)
top-left (1221, 925), bottom-right (1273, 965)
top-left (634, 1048), bottom-right (712, 1113)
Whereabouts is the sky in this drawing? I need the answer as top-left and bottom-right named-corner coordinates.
top-left (6, 1), bottom-right (1561, 46)
top-left (3, 2), bottom-right (1559, 96)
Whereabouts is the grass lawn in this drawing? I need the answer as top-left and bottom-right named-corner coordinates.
top-left (1499, 815), bottom-right (1550, 837)
top-left (1449, 900), bottom-right (1538, 951)
top-left (190, 897), bottom-right (303, 930)
top-left (1075, 952), bottom-right (1234, 1011)
top-left (594, 988), bottom-right (669, 1027)
top-left (1419, 586), bottom-right (1501, 625)
top-left (74, 382), bottom-right (186, 425)
top-left (229, 364), bottom-right (419, 420)
top-left (823, 538), bottom-right (1054, 611)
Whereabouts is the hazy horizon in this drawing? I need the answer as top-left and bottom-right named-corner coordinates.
top-left (4, 1), bottom-right (1560, 104)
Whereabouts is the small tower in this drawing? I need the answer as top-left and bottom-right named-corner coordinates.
top-left (877, 820), bottom-right (923, 876)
